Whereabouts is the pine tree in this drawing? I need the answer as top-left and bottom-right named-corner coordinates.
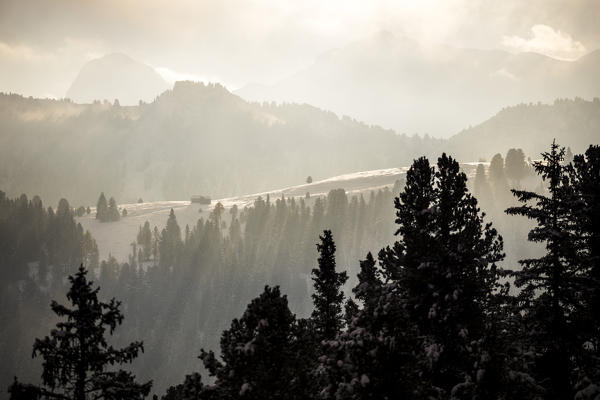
top-left (489, 153), bottom-right (510, 204)
top-left (569, 145), bottom-right (600, 396)
top-left (380, 154), bottom-right (507, 396)
top-left (473, 163), bottom-right (493, 209)
top-left (9, 265), bottom-right (151, 400)
top-left (506, 141), bottom-right (582, 399)
top-left (95, 192), bottom-right (108, 222)
top-left (137, 221), bottom-right (153, 261)
top-left (159, 209), bottom-right (182, 268)
top-left (505, 148), bottom-right (528, 187)
top-left (311, 230), bottom-right (348, 341)
top-left (198, 286), bottom-right (307, 400)
top-left (108, 197), bottom-right (120, 222)
top-left (317, 252), bottom-right (424, 399)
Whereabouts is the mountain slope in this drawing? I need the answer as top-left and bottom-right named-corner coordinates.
top-left (447, 98), bottom-right (600, 160)
top-left (66, 53), bottom-right (170, 104)
top-left (1, 83), bottom-right (598, 207)
top-left (236, 31), bottom-right (600, 138)
top-left (0, 82), bottom-right (443, 205)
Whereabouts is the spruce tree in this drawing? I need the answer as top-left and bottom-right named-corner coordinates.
top-left (95, 192), bottom-right (108, 222)
top-left (137, 221), bottom-right (153, 261)
top-left (473, 163), bottom-right (493, 208)
top-left (505, 148), bottom-right (528, 187)
top-left (311, 230), bottom-right (348, 341)
top-left (198, 286), bottom-right (306, 400)
top-left (318, 252), bottom-right (424, 399)
top-left (489, 153), bottom-right (510, 204)
top-left (108, 197), bottom-right (120, 222)
top-left (159, 209), bottom-right (182, 268)
top-left (9, 266), bottom-right (151, 400)
top-left (506, 141), bottom-right (581, 399)
top-left (569, 144), bottom-right (600, 396)
top-left (380, 154), bottom-right (506, 396)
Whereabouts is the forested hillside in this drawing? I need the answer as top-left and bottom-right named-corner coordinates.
top-left (2, 83), bottom-right (598, 208)
top-left (0, 143), bottom-right (558, 396)
top-left (0, 83), bottom-right (441, 206)
top-left (448, 97), bottom-right (600, 160)
top-left (5, 143), bottom-right (600, 399)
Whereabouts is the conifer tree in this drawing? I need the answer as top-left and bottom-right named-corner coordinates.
top-left (505, 148), bottom-right (528, 187)
top-left (9, 266), bottom-right (151, 400)
top-left (311, 230), bottom-right (348, 340)
top-left (568, 144), bottom-right (600, 396)
top-left (381, 154), bottom-right (506, 396)
top-left (489, 153), bottom-right (510, 204)
top-left (159, 209), bottom-right (182, 268)
top-left (137, 221), bottom-right (153, 261)
top-left (506, 141), bottom-right (582, 399)
top-left (198, 286), bottom-right (306, 400)
top-left (473, 163), bottom-right (493, 208)
top-left (95, 192), bottom-right (108, 222)
top-left (318, 252), bottom-right (424, 399)
top-left (108, 197), bottom-right (120, 222)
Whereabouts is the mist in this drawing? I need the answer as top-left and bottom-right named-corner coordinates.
top-left (1, 1), bottom-right (600, 399)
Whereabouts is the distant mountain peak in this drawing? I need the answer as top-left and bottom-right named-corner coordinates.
top-left (66, 53), bottom-right (170, 105)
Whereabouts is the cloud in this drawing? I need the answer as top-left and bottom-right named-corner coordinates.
top-left (491, 68), bottom-right (518, 80)
top-left (502, 24), bottom-right (586, 60)
top-left (0, 41), bottom-right (41, 62)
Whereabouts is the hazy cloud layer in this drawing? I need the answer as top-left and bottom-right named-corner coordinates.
top-left (502, 24), bottom-right (587, 60)
top-left (0, 0), bottom-right (598, 99)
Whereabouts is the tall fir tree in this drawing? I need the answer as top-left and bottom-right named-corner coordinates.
top-left (506, 141), bottom-right (582, 399)
top-left (9, 266), bottom-right (151, 400)
top-left (108, 197), bottom-right (120, 222)
top-left (505, 148), bottom-right (528, 187)
top-left (311, 230), bottom-right (348, 341)
top-left (569, 144), bottom-right (600, 396)
top-left (159, 209), bottom-right (182, 268)
top-left (381, 154), bottom-right (507, 397)
top-left (318, 252), bottom-right (425, 399)
top-left (198, 286), bottom-right (308, 400)
top-left (95, 192), bottom-right (108, 222)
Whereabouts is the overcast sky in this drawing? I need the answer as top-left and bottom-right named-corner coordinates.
top-left (1, 0), bottom-right (598, 98)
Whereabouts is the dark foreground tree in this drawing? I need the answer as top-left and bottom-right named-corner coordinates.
top-left (311, 230), bottom-right (348, 341)
top-left (198, 286), bottom-right (309, 400)
top-left (380, 154), bottom-right (509, 397)
top-left (9, 265), bottom-right (151, 400)
top-left (318, 252), bottom-right (426, 400)
top-left (506, 141), bottom-right (581, 399)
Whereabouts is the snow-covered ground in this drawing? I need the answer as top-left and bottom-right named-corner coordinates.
top-left (78, 164), bottom-right (480, 262)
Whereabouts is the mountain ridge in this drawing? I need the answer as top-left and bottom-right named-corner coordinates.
top-left (235, 31), bottom-right (600, 137)
top-left (66, 53), bottom-right (170, 105)
top-left (0, 83), bottom-right (597, 206)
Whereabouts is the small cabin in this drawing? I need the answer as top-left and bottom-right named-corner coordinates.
top-left (191, 195), bottom-right (211, 205)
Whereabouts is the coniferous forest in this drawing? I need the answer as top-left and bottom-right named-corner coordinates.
top-left (2, 2), bottom-right (600, 399)
top-left (2, 142), bottom-right (599, 399)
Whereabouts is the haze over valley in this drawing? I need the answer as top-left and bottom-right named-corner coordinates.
top-left (1, 1), bottom-right (600, 399)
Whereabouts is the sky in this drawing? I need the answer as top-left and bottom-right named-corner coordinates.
top-left (0, 0), bottom-right (599, 98)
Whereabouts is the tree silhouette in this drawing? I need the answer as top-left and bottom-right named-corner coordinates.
top-left (506, 141), bottom-right (581, 399)
top-left (381, 154), bottom-right (507, 396)
top-left (9, 265), bottom-right (151, 400)
top-left (95, 193), bottom-right (108, 222)
top-left (199, 286), bottom-right (305, 400)
top-left (311, 230), bottom-right (348, 340)
top-left (505, 148), bottom-right (528, 187)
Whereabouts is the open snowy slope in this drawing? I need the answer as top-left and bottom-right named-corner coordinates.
top-left (78, 164), bottom-right (480, 262)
